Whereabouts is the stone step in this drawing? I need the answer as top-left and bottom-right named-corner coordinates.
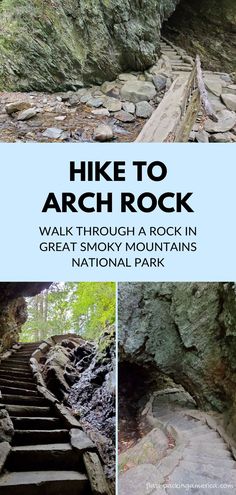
top-left (0, 364), bottom-right (30, 370)
top-left (170, 60), bottom-right (189, 65)
top-left (6, 405), bottom-right (52, 417)
top-left (172, 67), bottom-right (192, 72)
top-left (15, 351), bottom-right (34, 355)
top-left (186, 446), bottom-right (232, 459)
top-left (2, 395), bottom-right (47, 406)
top-left (0, 379), bottom-right (36, 390)
top-left (180, 456), bottom-right (236, 469)
top-left (18, 345), bottom-right (38, 347)
top-left (13, 429), bottom-right (69, 446)
top-left (186, 452), bottom-right (234, 465)
top-left (180, 461), bottom-right (236, 482)
top-left (6, 359), bottom-right (31, 364)
top-left (0, 368), bottom-right (32, 377)
top-left (12, 416), bottom-right (62, 430)
top-left (0, 470), bottom-right (88, 495)
top-left (169, 467), bottom-right (236, 491)
top-left (0, 373), bottom-right (34, 383)
top-left (7, 443), bottom-right (81, 471)
top-left (0, 385), bottom-right (39, 397)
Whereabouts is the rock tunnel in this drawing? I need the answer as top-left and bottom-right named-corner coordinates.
top-left (118, 282), bottom-right (236, 444)
top-left (162, 0), bottom-right (236, 73)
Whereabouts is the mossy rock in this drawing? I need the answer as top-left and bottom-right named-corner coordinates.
top-left (0, 0), bottom-right (180, 91)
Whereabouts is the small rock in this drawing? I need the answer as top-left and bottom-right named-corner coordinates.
top-left (106, 87), bottom-right (120, 99)
top-left (101, 81), bottom-right (117, 94)
top-left (118, 73), bottom-right (137, 82)
top-left (204, 109), bottom-right (236, 133)
top-left (138, 74), bottom-right (146, 81)
top-left (17, 108), bottom-right (37, 121)
top-left (68, 94), bottom-right (81, 106)
top-left (76, 88), bottom-right (88, 97)
top-left (91, 108), bottom-right (110, 116)
top-left (205, 79), bottom-right (222, 97)
top-left (55, 116), bottom-right (66, 121)
top-left (152, 74), bottom-right (167, 92)
top-left (5, 101), bottom-right (32, 115)
top-left (195, 130), bottom-right (209, 143)
top-left (42, 128), bottom-right (63, 139)
top-left (209, 132), bottom-right (234, 143)
top-left (122, 102), bottom-right (135, 114)
top-left (70, 429), bottom-right (95, 452)
top-left (189, 131), bottom-right (196, 142)
top-left (135, 101), bottom-right (153, 119)
top-left (80, 94), bottom-right (92, 104)
top-left (144, 71), bottom-right (154, 82)
top-left (115, 110), bottom-right (135, 123)
top-left (87, 98), bottom-right (103, 108)
top-left (56, 96), bottom-right (62, 102)
top-left (103, 97), bottom-right (122, 112)
top-left (93, 124), bottom-right (113, 141)
top-left (121, 81), bottom-right (156, 103)
top-left (221, 94), bottom-right (236, 112)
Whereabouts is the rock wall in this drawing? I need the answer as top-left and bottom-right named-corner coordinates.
top-left (118, 283), bottom-right (236, 439)
top-left (0, 0), bottom-right (180, 91)
top-left (41, 330), bottom-right (116, 486)
top-left (163, 0), bottom-right (236, 73)
top-left (0, 282), bottom-right (51, 352)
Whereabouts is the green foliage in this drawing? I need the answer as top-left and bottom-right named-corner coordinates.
top-left (73, 282), bottom-right (116, 340)
top-left (21, 282), bottom-right (116, 343)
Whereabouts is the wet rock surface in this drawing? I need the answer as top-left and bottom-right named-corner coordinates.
top-left (118, 282), bottom-right (236, 442)
top-left (42, 332), bottom-right (116, 487)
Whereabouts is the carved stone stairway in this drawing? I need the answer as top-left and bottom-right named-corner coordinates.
top-left (119, 390), bottom-right (236, 495)
top-left (0, 343), bottom-right (90, 494)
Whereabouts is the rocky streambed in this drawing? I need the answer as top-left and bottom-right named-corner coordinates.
top-left (0, 68), bottom-right (169, 143)
top-left (1, 40), bottom-right (235, 143)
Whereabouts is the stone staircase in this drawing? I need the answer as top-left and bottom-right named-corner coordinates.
top-left (152, 394), bottom-right (236, 494)
top-left (160, 39), bottom-right (193, 74)
top-left (0, 343), bottom-right (90, 494)
top-left (160, 39), bottom-right (236, 143)
top-left (119, 390), bottom-right (236, 495)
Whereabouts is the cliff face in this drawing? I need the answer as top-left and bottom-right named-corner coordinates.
top-left (0, 283), bottom-right (51, 351)
top-left (118, 283), bottom-right (236, 440)
top-left (163, 0), bottom-right (236, 73)
top-left (0, 0), bottom-right (180, 91)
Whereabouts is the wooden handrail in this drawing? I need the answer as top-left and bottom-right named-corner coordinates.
top-left (195, 55), bottom-right (218, 122)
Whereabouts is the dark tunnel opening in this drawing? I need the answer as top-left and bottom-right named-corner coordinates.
top-left (162, 0), bottom-right (235, 73)
top-left (118, 361), bottom-right (197, 454)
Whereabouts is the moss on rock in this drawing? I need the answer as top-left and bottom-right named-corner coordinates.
top-left (0, 0), bottom-right (180, 91)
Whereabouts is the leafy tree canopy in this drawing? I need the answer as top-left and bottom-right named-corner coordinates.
top-left (21, 282), bottom-right (116, 343)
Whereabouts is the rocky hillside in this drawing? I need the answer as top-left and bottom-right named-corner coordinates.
top-left (0, 0), bottom-right (180, 91)
top-left (118, 283), bottom-right (236, 442)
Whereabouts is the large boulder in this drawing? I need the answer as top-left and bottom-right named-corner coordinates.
top-left (118, 283), bottom-right (236, 440)
top-left (0, 0), bottom-right (180, 91)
